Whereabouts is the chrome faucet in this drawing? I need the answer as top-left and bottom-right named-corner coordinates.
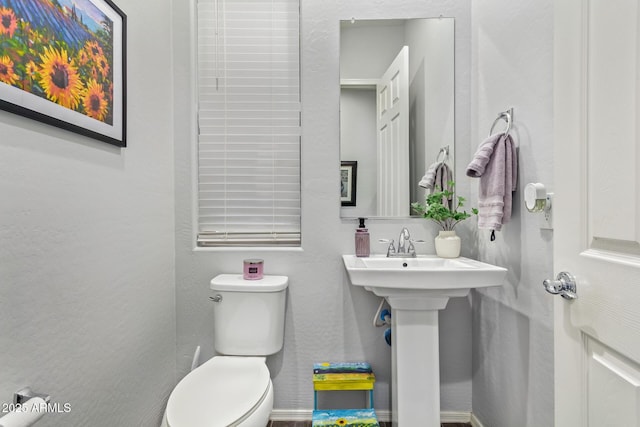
top-left (382, 227), bottom-right (419, 258)
top-left (397, 227), bottom-right (412, 255)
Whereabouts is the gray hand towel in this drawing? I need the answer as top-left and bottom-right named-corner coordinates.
top-left (466, 133), bottom-right (518, 231)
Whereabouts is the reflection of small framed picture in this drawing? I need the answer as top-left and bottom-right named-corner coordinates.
top-left (341, 161), bottom-right (357, 206)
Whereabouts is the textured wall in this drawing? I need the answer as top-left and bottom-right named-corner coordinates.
top-left (172, 0), bottom-right (473, 414)
top-left (470, 1), bottom-right (555, 426)
top-left (0, 0), bottom-right (176, 425)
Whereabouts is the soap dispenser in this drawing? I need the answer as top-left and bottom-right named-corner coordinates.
top-left (355, 217), bottom-right (370, 257)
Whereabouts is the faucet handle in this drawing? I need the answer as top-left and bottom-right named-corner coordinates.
top-left (402, 239), bottom-right (423, 256)
top-left (378, 239), bottom-right (396, 256)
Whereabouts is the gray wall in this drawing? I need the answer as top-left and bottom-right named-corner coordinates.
top-left (470, 0), bottom-right (554, 426)
top-left (172, 0), bottom-right (473, 415)
top-left (0, 0), bottom-right (176, 425)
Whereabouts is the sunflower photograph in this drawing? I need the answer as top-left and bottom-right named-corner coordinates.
top-left (0, 0), bottom-right (126, 146)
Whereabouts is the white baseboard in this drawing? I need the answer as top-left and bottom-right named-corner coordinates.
top-left (270, 409), bottom-right (472, 423)
top-left (470, 412), bottom-right (486, 427)
top-left (269, 409), bottom-right (311, 421)
top-left (442, 411), bottom-right (472, 423)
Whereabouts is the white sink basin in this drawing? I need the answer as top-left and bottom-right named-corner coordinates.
top-left (342, 253), bottom-right (507, 426)
top-left (342, 254), bottom-right (507, 291)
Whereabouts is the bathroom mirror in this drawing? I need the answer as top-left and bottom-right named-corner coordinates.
top-left (340, 18), bottom-right (455, 218)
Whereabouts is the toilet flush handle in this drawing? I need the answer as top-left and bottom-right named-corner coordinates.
top-left (209, 294), bottom-right (223, 303)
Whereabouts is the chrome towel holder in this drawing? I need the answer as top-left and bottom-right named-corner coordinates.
top-left (489, 108), bottom-right (514, 137)
top-left (436, 145), bottom-right (450, 163)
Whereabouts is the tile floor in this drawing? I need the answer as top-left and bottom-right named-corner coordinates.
top-left (269, 422), bottom-right (469, 427)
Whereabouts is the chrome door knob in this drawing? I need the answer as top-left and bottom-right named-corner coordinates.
top-left (543, 271), bottom-right (577, 300)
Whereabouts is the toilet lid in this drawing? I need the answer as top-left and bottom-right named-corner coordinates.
top-left (166, 356), bottom-right (270, 427)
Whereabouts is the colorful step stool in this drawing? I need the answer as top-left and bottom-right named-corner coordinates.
top-left (312, 362), bottom-right (379, 427)
top-left (312, 409), bottom-right (379, 427)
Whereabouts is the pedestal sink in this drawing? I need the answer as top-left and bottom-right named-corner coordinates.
top-left (342, 254), bottom-right (507, 427)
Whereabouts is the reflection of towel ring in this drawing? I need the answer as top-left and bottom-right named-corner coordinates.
top-left (489, 108), bottom-right (513, 137)
top-left (436, 146), bottom-right (450, 163)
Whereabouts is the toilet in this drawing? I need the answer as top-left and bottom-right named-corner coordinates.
top-left (162, 274), bottom-right (288, 427)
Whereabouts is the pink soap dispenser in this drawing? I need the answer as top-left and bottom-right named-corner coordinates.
top-left (355, 217), bottom-right (370, 257)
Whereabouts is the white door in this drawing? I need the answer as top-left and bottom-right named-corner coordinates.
top-left (554, 0), bottom-right (640, 425)
top-left (376, 46), bottom-right (409, 217)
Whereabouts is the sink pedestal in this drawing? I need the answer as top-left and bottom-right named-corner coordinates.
top-left (386, 293), bottom-right (462, 426)
top-left (392, 308), bottom-right (440, 426)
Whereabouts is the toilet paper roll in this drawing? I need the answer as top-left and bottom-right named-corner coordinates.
top-left (0, 397), bottom-right (47, 427)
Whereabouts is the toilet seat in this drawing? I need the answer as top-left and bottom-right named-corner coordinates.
top-left (166, 356), bottom-right (271, 427)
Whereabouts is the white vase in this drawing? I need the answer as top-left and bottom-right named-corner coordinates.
top-left (435, 230), bottom-right (461, 258)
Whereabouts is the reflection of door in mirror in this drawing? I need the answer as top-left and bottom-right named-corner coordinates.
top-left (377, 46), bottom-right (409, 216)
top-left (340, 18), bottom-right (455, 218)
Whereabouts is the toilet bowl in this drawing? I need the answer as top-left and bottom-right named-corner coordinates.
top-left (163, 356), bottom-right (273, 427)
top-left (162, 274), bottom-right (288, 427)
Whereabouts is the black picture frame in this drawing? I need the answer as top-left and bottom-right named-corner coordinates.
top-left (341, 161), bottom-right (357, 206)
top-left (0, 0), bottom-right (127, 147)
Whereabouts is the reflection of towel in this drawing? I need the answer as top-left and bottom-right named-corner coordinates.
top-left (434, 162), bottom-right (453, 194)
top-left (466, 133), bottom-right (518, 231)
top-left (418, 161), bottom-right (440, 190)
top-left (419, 161), bottom-right (453, 193)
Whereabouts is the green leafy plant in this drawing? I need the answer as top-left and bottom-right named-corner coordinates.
top-left (411, 182), bottom-right (478, 231)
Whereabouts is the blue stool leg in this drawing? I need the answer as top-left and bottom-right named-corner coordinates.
top-left (369, 390), bottom-right (374, 408)
top-left (314, 390), bottom-right (318, 410)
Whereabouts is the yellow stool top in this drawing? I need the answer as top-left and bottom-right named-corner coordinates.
top-left (313, 372), bottom-right (376, 391)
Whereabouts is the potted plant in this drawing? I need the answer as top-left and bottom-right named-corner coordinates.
top-left (411, 182), bottom-right (477, 258)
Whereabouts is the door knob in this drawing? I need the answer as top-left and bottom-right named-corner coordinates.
top-left (543, 271), bottom-right (577, 300)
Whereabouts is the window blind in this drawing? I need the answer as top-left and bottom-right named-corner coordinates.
top-left (196, 0), bottom-right (301, 247)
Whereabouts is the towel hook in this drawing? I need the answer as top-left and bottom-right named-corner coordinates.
top-left (488, 108), bottom-right (513, 137)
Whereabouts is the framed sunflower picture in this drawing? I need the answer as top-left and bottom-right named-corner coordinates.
top-left (0, 0), bottom-right (126, 147)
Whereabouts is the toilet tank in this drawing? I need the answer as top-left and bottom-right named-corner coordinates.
top-left (210, 274), bottom-right (288, 356)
